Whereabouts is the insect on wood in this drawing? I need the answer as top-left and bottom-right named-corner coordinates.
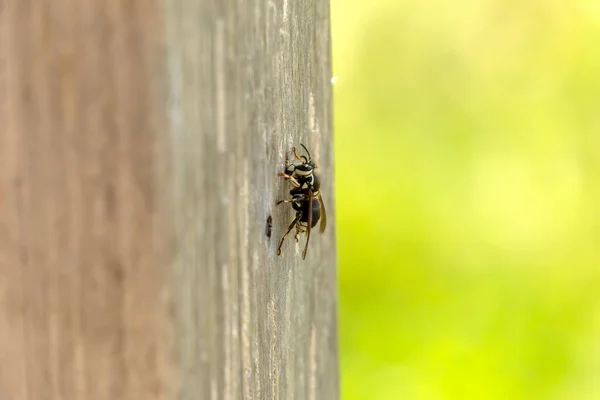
top-left (276, 144), bottom-right (327, 259)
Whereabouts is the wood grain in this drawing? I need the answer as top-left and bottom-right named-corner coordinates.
top-left (0, 1), bottom-right (173, 399)
top-left (0, 0), bottom-right (337, 398)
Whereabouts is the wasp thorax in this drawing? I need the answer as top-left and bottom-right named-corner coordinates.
top-left (294, 164), bottom-right (313, 176)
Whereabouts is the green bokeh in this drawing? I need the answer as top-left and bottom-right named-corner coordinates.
top-left (331, 1), bottom-right (600, 398)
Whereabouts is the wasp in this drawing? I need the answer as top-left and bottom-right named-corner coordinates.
top-left (276, 144), bottom-right (327, 259)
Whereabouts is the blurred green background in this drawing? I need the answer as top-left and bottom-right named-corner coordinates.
top-left (331, 0), bottom-right (600, 399)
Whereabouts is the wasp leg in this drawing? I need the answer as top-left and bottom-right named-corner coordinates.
top-left (283, 156), bottom-right (291, 170)
top-left (302, 190), bottom-right (314, 260)
top-left (277, 213), bottom-right (302, 256)
top-left (276, 194), bottom-right (307, 206)
top-left (276, 199), bottom-right (295, 206)
top-left (277, 172), bottom-right (301, 187)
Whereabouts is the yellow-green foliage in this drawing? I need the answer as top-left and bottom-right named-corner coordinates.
top-left (332, 1), bottom-right (600, 398)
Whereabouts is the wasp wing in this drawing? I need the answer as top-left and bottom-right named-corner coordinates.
top-left (318, 192), bottom-right (327, 233)
top-left (302, 189), bottom-right (314, 260)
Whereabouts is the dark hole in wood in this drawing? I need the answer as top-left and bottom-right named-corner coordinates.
top-left (265, 215), bottom-right (273, 238)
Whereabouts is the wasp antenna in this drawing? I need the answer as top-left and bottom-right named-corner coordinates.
top-left (300, 144), bottom-right (312, 161)
top-left (292, 147), bottom-right (303, 161)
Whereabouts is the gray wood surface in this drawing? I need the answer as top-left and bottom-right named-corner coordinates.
top-left (0, 0), bottom-right (338, 399)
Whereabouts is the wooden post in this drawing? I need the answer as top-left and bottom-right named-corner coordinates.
top-left (0, 0), bottom-right (338, 399)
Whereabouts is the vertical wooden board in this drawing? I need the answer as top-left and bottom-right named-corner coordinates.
top-left (0, 1), bottom-right (174, 399)
top-left (165, 0), bottom-right (338, 399)
top-left (0, 0), bottom-right (337, 398)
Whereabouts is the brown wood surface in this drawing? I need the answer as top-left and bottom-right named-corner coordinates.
top-left (0, 0), bottom-right (337, 399)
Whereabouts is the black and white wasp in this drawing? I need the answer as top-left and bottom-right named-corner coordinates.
top-left (276, 144), bottom-right (327, 260)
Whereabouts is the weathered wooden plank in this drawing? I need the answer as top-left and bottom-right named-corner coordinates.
top-left (166, 0), bottom-right (338, 398)
top-left (0, 0), bottom-right (337, 398)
